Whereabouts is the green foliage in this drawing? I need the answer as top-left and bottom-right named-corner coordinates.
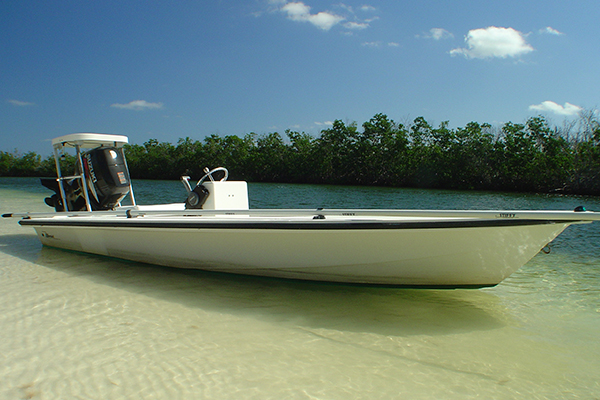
top-left (3, 113), bottom-right (600, 195)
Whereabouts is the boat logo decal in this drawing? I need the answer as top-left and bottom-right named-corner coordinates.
top-left (40, 231), bottom-right (57, 239)
top-left (84, 153), bottom-right (98, 183)
top-left (496, 213), bottom-right (517, 218)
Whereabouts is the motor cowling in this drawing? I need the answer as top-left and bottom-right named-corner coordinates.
top-left (82, 147), bottom-right (131, 210)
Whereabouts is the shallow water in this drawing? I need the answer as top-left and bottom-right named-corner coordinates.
top-left (1, 178), bottom-right (599, 399)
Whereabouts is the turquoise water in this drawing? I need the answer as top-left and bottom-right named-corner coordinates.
top-left (1, 177), bottom-right (599, 398)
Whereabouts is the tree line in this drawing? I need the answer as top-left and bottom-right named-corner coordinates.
top-left (2, 113), bottom-right (600, 195)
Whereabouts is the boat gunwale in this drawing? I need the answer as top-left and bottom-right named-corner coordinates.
top-left (5, 207), bottom-right (600, 220)
top-left (18, 217), bottom-right (574, 230)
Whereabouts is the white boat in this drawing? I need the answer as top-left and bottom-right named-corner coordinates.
top-left (4, 133), bottom-right (600, 288)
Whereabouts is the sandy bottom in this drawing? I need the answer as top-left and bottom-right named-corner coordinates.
top-left (1, 188), bottom-right (599, 399)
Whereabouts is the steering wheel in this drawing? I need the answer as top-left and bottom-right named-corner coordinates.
top-left (197, 167), bottom-right (229, 186)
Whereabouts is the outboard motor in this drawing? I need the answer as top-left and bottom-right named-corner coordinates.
top-left (82, 147), bottom-right (131, 210)
top-left (42, 146), bottom-right (131, 211)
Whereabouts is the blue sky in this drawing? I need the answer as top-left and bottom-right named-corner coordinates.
top-left (2, 0), bottom-right (599, 155)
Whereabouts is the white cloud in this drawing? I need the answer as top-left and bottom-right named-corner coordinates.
top-left (539, 26), bottom-right (563, 35)
top-left (310, 12), bottom-right (344, 31)
top-left (344, 21), bottom-right (369, 30)
top-left (8, 99), bottom-right (35, 107)
top-left (111, 100), bottom-right (164, 111)
top-left (361, 41), bottom-right (397, 48)
top-left (268, 2), bottom-right (377, 32)
top-left (450, 26), bottom-right (533, 59)
top-left (280, 2), bottom-right (344, 31)
top-left (338, 3), bottom-right (354, 13)
top-left (361, 41), bottom-right (381, 47)
top-left (529, 101), bottom-right (582, 116)
top-left (281, 1), bottom-right (310, 20)
top-left (421, 28), bottom-right (453, 40)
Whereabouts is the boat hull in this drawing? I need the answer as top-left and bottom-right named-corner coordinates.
top-left (25, 218), bottom-right (572, 288)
